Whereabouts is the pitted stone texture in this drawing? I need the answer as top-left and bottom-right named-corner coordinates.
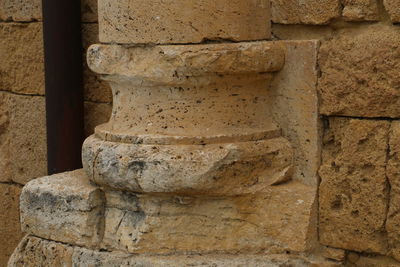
top-left (319, 25), bottom-right (400, 118)
top-left (342, 0), bottom-right (380, 21)
top-left (0, 0), bottom-right (41, 21)
top-left (346, 254), bottom-right (400, 267)
top-left (269, 40), bottom-right (321, 186)
top-left (271, 0), bottom-right (341, 24)
top-left (0, 23), bottom-right (44, 95)
top-left (87, 42), bottom-right (284, 140)
top-left (83, 135), bottom-right (293, 195)
top-left (386, 121), bottom-right (400, 261)
top-left (319, 118), bottom-right (390, 254)
top-left (98, 0), bottom-right (271, 44)
top-left (0, 183), bottom-right (23, 266)
top-left (82, 24), bottom-right (112, 103)
top-left (100, 182), bottom-right (316, 254)
top-left (384, 0), bottom-right (400, 23)
top-left (322, 247), bottom-right (346, 262)
top-left (9, 236), bottom-right (330, 267)
top-left (20, 170), bottom-right (105, 248)
top-left (0, 93), bottom-right (46, 184)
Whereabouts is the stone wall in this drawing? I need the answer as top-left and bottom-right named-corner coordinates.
top-left (0, 0), bottom-right (111, 265)
top-left (272, 0), bottom-right (400, 265)
top-left (2, 0), bottom-right (400, 266)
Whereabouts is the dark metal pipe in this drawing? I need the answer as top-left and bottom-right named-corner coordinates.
top-left (42, 0), bottom-right (84, 175)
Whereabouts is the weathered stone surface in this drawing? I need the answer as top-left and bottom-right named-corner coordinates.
top-left (98, 0), bottom-right (271, 44)
top-left (272, 25), bottom-right (334, 41)
top-left (82, 24), bottom-right (112, 103)
top-left (271, 0), bottom-right (341, 24)
top-left (20, 170), bottom-right (105, 248)
top-left (319, 25), bottom-right (400, 117)
top-left (384, 0), bottom-right (400, 23)
top-left (319, 118), bottom-right (390, 253)
top-left (0, 0), bottom-right (41, 22)
top-left (347, 254), bottom-right (400, 267)
top-left (0, 183), bottom-right (23, 266)
top-left (8, 236), bottom-right (73, 267)
top-left (342, 0), bottom-right (380, 21)
top-left (84, 102), bottom-right (112, 137)
top-left (386, 121), bottom-right (400, 261)
top-left (0, 93), bottom-right (46, 184)
top-left (83, 135), bottom-right (293, 195)
top-left (269, 40), bottom-right (321, 186)
top-left (100, 182), bottom-right (316, 254)
top-left (0, 22), bottom-right (44, 95)
top-left (9, 236), bottom-right (333, 267)
top-left (321, 246), bottom-right (346, 262)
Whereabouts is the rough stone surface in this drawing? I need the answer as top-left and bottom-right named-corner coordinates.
top-left (346, 254), bottom-right (400, 267)
top-left (9, 236), bottom-right (332, 267)
top-left (84, 102), bottom-right (112, 137)
top-left (384, 0), bottom-right (400, 23)
top-left (321, 247), bottom-right (346, 262)
top-left (0, 93), bottom-right (47, 184)
top-left (342, 0), bottom-right (380, 21)
top-left (319, 118), bottom-right (390, 253)
top-left (82, 24), bottom-right (112, 103)
top-left (319, 25), bottom-right (400, 118)
top-left (270, 40), bottom-right (321, 186)
top-left (271, 0), bottom-right (341, 24)
top-left (20, 170), bottom-right (105, 248)
top-left (0, 0), bottom-right (41, 22)
top-left (100, 182), bottom-right (316, 254)
top-left (386, 121), bottom-right (400, 261)
top-left (98, 0), bottom-right (271, 44)
top-left (0, 22), bottom-right (44, 95)
top-left (0, 183), bottom-right (23, 266)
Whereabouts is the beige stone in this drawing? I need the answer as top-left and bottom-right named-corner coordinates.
top-left (269, 40), bottom-right (321, 186)
top-left (319, 118), bottom-right (390, 253)
top-left (8, 236), bottom-right (73, 267)
top-left (347, 254), bottom-right (400, 267)
top-left (319, 24), bottom-right (400, 117)
top-left (0, 92), bottom-right (12, 183)
top-left (321, 247), bottom-right (346, 261)
top-left (384, 0), bottom-right (400, 23)
top-left (84, 102), bottom-right (112, 137)
top-left (0, 183), bottom-right (23, 266)
top-left (9, 236), bottom-right (329, 267)
top-left (272, 25), bottom-right (334, 41)
top-left (20, 170), bottom-right (105, 248)
top-left (342, 0), bottom-right (380, 21)
top-left (0, 22), bottom-right (44, 95)
top-left (271, 0), bottom-right (341, 24)
top-left (82, 24), bottom-right (112, 103)
top-left (0, 0), bottom-right (41, 22)
top-left (100, 182), bottom-right (316, 254)
top-left (386, 121), bottom-right (400, 261)
top-left (98, 0), bottom-right (271, 44)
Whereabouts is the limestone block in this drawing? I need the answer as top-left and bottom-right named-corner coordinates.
top-left (0, 93), bottom-right (46, 184)
top-left (100, 182), bottom-right (316, 254)
top-left (84, 102), bottom-right (112, 137)
top-left (319, 25), bottom-right (400, 118)
top-left (82, 24), bottom-right (112, 103)
top-left (83, 135), bottom-right (293, 195)
top-left (319, 118), bottom-right (390, 253)
top-left (98, 0), bottom-right (271, 44)
top-left (0, 0), bottom-right (41, 22)
top-left (269, 40), bottom-right (321, 186)
top-left (347, 254), bottom-right (400, 267)
top-left (342, 0), bottom-right (380, 21)
top-left (9, 236), bottom-right (332, 267)
top-left (0, 183), bottom-right (23, 266)
top-left (271, 0), bottom-right (341, 24)
top-left (322, 247), bottom-right (346, 262)
top-left (20, 170), bottom-right (105, 248)
top-left (0, 22), bottom-right (44, 95)
top-left (386, 121), bottom-right (400, 261)
top-left (8, 236), bottom-right (73, 267)
top-left (384, 0), bottom-right (400, 23)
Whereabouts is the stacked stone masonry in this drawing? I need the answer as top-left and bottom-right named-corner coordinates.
top-left (2, 0), bottom-right (400, 266)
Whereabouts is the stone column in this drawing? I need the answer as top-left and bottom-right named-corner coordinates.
top-left (9, 1), bottom-right (324, 266)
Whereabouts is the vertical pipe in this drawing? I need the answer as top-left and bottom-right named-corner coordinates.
top-left (42, 0), bottom-right (84, 175)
